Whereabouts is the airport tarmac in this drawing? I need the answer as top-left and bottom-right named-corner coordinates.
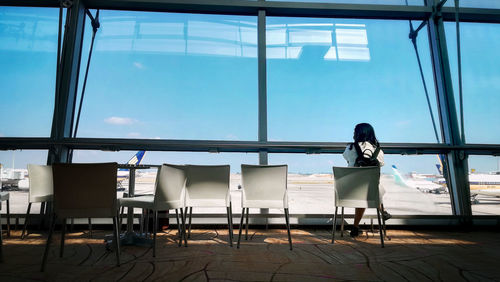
top-left (1, 173), bottom-right (499, 220)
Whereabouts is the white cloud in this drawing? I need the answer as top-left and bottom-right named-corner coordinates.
top-left (127, 132), bottom-right (141, 137)
top-left (225, 134), bottom-right (239, 140)
top-left (133, 62), bottom-right (144, 69)
top-left (105, 117), bottom-right (137, 125)
top-left (395, 120), bottom-right (412, 127)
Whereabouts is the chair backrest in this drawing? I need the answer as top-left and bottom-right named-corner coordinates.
top-left (241, 164), bottom-right (288, 202)
top-left (185, 165), bottom-right (230, 203)
top-left (333, 166), bottom-right (380, 208)
top-left (153, 164), bottom-right (186, 209)
top-left (52, 163), bottom-right (118, 218)
top-left (27, 164), bottom-right (54, 203)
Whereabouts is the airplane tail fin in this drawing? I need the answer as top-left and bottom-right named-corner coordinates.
top-left (436, 155), bottom-right (444, 175)
top-left (391, 165), bottom-right (409, 186)
top-left (436, 164), bottom-right (442, 175)
top-left (127, 150), bottom-right (146, 165)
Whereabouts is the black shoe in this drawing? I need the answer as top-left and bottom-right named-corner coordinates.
top-left (350, 227), bottom-right (362, 237)
top-left (382, 211), bottom-right (392, 221)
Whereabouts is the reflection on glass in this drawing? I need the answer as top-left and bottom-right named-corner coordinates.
top-left (445, 22), bottom-right (500, 144)
top-left (0, 150), bottom-right (48, 214)
top-left (268, 153), bottom-right (451, 215)
top-left (267, 17), bottom-right (439, 143)
top-left (0, 7), bottom-right (58, 137)
top-left (468, 156), bottom-right (500, 215)
top-left (76, 11), bottom-right (257, 140)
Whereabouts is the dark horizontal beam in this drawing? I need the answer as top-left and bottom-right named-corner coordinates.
top-left (441, 7), bottom-right (500, 24)
top-left (1, 137), bottom-right (500, 155)
top-left (84, 0), bottom-right (432, 20)
top-left (1, 0), bottom-right (431, 19)
top-left (3, 0), bottom-right (500, 23)
top-left (0, 0), bottom-right (59, 7)
top-left (0, 0), bottom-right (500, 23)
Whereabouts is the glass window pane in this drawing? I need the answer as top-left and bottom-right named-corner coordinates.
top-left (268, 153), bottom-right (451, 215)
top-left (468, 155), bottom-right (500, 215)
top-left (267, 17), bottom-right (440, 143)
top-left (445, 22), bottom-right (500, 144)
top-left (75, 11), bottom-right (257, 140)
top-left (0, 150), bottom-right (48, 214)
top-left (0, 7), bottom-right (58, 137)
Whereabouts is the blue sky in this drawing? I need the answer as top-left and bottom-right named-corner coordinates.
top-left (0, 6), bottom-right (498, 174)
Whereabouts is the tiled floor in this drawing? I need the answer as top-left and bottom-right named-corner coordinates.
top-left (1, 227), bottom-right (500, 281)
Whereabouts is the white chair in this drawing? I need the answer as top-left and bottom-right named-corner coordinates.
top-left (0, 191), bottom-right (9, 262)
top-left (184, 165), bottom-right (233, 246)
top-left (238, 164), bottom-right (292, 250)
top-left (119, 164), bottom-right (187, 256)
top-left (41, 163), bottom-right (120, 272)
top-left (332, 166), bottom-right (385, 247)
top-left (22, 164), bottom-right (53, 239)
top-left (0, 192), bottom-right (10, 237)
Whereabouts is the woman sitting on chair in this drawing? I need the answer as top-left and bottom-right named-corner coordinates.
top-left (343, 122), bottom-right (391, 237)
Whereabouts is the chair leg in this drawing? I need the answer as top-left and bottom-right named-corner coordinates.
top-left (88, 218), bottom-right (92, 238)
top-left (284, 208), bottom-right (292, 250)
top-left (229, 202), bottom-right (234, 243)
top-left (39, 202), bottom-right (45, 230)
top-left (175, 209), bottom-right (182, 246)
top-left (180, 208), bottom-right (188, 247)
top-left (245, 208), bottom-right (249, 240)
top-left (187, 207), bottom-right (193, 239)
top-left (226, 206), bottom-right (233, 247)
top-left (332, 206), bottom-right (338, 244)
top-left (381, 204), bottom-right (389, 240)
top-left (153, 211), bottom-right (158, 257)
top-left (6, 200), bottom-right (10, 237)
top-left (41, 214), bottom-right (56, 272)
top-left (0, 211), bottom-right (3, 263)
top-left (237, 208), bottom-right (245, 249)
top-left (112, 215), bottom-right (121, 266)
top-left (340, 207), bottom-right (345, 237)
top-left (175, 209), bottom-right (182, 247)
top-left (21, 203), bottom-right (32, 239)
top-left (145, 209), bottom-right (150, 238)
top-left (60, 218), bottom-right (66, 258)
top-left (139, 209), bottom-right (145, 235)
top-left (376, 208), bottom-right (385, 248)
top-left (119, 206), bottom-right (125, 231)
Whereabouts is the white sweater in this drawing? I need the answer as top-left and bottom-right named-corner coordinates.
top-left (342, 141), bottom-right (385, 167)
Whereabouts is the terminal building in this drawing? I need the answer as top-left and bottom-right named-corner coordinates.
top-left (1, 0), bottom-right (500, 280)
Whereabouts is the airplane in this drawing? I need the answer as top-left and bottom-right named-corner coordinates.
top-left (469, 172), bottom-right (500, 204)
top-left (391, 165), bottom-right (447, 194)
top-left (117, 150), bottom-right (146, 190)
top-left (0, 164), bottom-right (27, 191)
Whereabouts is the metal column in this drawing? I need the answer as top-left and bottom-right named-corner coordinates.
top-left (258, 8), bottom-right (268, 166)
top-left (427, 0), bottom-right (471, 219)
top-left (258, 9), bottom-right (269, 222)
top-left (47, 0), bottom-right (86, 164)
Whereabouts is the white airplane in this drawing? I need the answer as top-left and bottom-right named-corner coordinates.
top-left (117, 150), bottom-right (146, 190)
top-left (469, 172), bottom-right (500, 204)
top-left (391, 165), bottom-right (447, 194)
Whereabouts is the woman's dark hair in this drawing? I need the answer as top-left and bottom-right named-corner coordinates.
top-left (351, 123), bottom-right (379, 147)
